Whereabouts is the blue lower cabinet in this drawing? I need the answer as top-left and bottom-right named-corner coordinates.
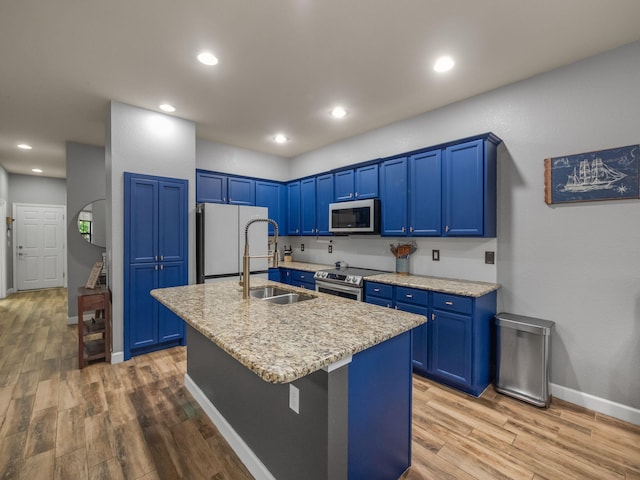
top-left (291, 269), bottom-right (315, 290)
top-left (364, 281), bottom-right (497, 396)
top-left (268, 268), bottom-right (281, 282)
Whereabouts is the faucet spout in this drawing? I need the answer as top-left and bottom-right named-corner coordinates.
top-left (242, 218), bottom-right (279, 299)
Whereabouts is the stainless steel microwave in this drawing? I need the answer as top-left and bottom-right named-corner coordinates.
top-left (329, 199), bottom-right (380, 234)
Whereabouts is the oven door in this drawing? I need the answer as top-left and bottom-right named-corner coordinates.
top-left (315, 280), bottom-right (362, 301)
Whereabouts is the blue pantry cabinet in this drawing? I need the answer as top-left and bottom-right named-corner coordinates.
top-left (365, 281), bottom-right (496, 396)
top-left (124, 172), bottom-right (188, 360)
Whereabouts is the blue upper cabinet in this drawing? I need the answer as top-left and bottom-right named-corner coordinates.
top-left (443, 138), bottom-right (496, 237)
top-left (334, 164), bottom-right (379, 201)
top-left (316, 173), bottom-right (334, 235)
top-left (287, 181), bottom-right (301, 235)
top-left (196, 170), bottom-right (227, 203)
top-left (409, 150), bottom-right (441, 236)
top-left (256, 181), bottom-right (287, 236)
top-left (228, 177), bottom-right (255, 205)
top-left (334, 169), bottom-right (355, 201)
top-left (355, 164), bottom-right (379, 199)
top-left (300, 177), bottom-right (317, 235)
top-left (380, 157), bottom-right (408, 236)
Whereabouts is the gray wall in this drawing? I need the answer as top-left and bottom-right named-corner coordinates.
top-left (288, 41), bottom-right (640, 409)
top-left (66, 141), bottom-right (106, 318)
top-left (0, 166), bottom-right (8, 297)
top-left (196, 138), bottom-right (290, 182)
top-left (107, 101), bottom-right (196, 359)
top-left (6, 173), bottom-right (67, 291)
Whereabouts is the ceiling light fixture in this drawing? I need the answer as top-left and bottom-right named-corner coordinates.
top-left (17, 144), bottom-right (32, 150)
top-left (32, 168), bottom-right (43, 173)
top-left (273, 134), bottom-right (288, 144)
top-left (197, 52), bottom-right (219, 66)
top-left (330, 106), bottom-right (347, 119)
top-left (159, 104), bottom-right (176, 112)
top-left (434, 55), bottom-right (455, 73)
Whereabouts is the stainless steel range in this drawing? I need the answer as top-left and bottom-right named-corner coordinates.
top-left (314, 263), bottom-right (385, 301)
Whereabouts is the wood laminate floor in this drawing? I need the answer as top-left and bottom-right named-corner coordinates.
top-left (1, 288), bottom-right (639, 479)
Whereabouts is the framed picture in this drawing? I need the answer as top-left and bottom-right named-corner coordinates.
top-left (544, 144), bottom-right (640, 204)
top-left (85, 261), bottom-right (104, 289)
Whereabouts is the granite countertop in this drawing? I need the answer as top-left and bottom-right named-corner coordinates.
top-left (367, 273), bottom-right (500, 297)
top-left (277, 260), bottom-right (333, 271)
top-left (151, 279), bottom-right (425, 384)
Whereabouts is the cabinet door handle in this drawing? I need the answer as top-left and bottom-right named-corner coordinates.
top-left (401, 226), bottom-right (405, 233)
top-left (349, 193), bottom-right (353, 198)
top-left (410, 226), bottom-right (414, 233)
top-left (154, 255), bottom-right (158, 261)
top-left (406, 294), bottom-right (413, 298)
top-left (160, 264), bottom-right (164, 270)
top-left (445, 301), bottom-right (453, 305)
top-left (386, 303), bottom-right (391, 308)
top-left (155, 265), bottom-right (158, 270)
top-left (355, 192), bottom-right (359, 197)
top-left (445, 225), bottom-right (450, 233)
top-left (160, 255), bottom-right (164, 261)
top-left (374, 288), bottom-right (380, 292)
top-left (431, 313), bottom-right (436, 320)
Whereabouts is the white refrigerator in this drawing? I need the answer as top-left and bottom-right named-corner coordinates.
top-left (196, 203), bottom-right (269, 284)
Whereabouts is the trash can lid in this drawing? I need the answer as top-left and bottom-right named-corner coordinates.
top-left (495, 312), bottom-right (555, 335)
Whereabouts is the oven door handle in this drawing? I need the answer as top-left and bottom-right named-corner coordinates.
top-left (315, 280), bottom-right (362, 298)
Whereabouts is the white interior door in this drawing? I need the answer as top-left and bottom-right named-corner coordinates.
top-left (14, 204), bottom-right (66, 290)
top-left (0, 199), bottom-right (6, 298)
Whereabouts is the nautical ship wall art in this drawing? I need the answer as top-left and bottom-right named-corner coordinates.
top-left (544, 144), bottom-right (640, 204)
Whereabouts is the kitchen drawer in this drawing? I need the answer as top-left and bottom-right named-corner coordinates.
top-left (432, 292), bottom-right (473, 315)
top-left (365, 282), bottom-right (393, 300)
top-left (396, 287), bottom-right (428, 306)
top-left (291, 270), bottom-right (313, 284)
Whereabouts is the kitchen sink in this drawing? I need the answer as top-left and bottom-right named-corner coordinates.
top-left (262, 292), bottom-right (315, 305)
top-left (249, 286), bottom-right (295, 299)
top-left (249, 286), bottom-right (316, 305)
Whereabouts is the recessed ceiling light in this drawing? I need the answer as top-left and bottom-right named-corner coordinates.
top-left (273, 134), bottom-right (288, 144)
top-left (159, 104), bottom-right (176, 112)
top-left (197, 52), bottom-right (219, 66)
top-left (434, 55), bottom-right (455, 73)
top-left (330, 106), bottom-right (347, 119)
top-left (32, 168), bottom-right (43, 173)
top-left (17, 144), bottom-right (32, 150)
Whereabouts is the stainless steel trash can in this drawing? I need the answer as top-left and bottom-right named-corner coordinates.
top-left (495, 313), bottom-right (555, 408)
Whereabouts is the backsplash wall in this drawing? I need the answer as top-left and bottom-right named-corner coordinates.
top-left (280, 235), bottom-right (497, 283)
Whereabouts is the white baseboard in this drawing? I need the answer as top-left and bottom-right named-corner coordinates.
top-left (184, 374), bottom-right (275, 480)
top-left (551, 383), bottom-right (640, 426)
top-left (110, 351), bottom-right (124, 364)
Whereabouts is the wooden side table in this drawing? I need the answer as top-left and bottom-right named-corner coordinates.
top-left (77, 286), bottom-right (111, 369)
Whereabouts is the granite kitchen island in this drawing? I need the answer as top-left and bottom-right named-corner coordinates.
top-left (152, 279), bottom-right (426, 480)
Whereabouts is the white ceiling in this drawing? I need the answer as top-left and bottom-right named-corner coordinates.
top-left (2, 0), bottom-right (640, 179)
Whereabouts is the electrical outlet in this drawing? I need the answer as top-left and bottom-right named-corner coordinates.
top-left (300, 244), bottom-right (304, 252)
top-left (289, 384), bottom-right (300, 414)
top-left (485, 251), bottom-right (495, 264)
top-left (328, 245), bottom-right (332, 253)
top-left (432, 249), bottom-right (440, 261)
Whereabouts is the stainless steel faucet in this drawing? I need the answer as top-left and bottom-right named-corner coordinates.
top-left (241, 218), bottom-right (279, 299)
